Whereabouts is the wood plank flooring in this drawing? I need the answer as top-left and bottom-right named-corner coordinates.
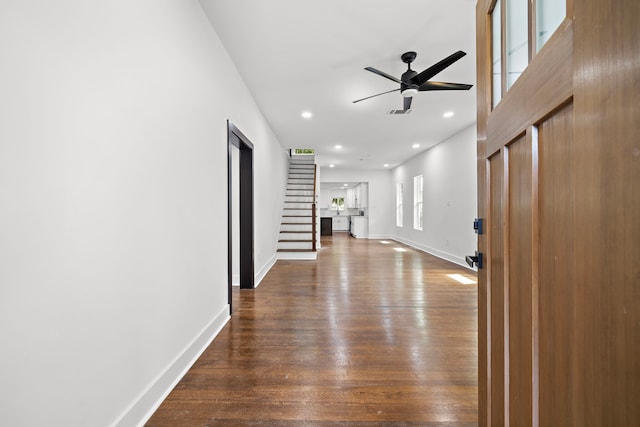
top-left (147, 234), bottom-right (478, 426)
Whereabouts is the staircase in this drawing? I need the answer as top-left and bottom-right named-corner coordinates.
top-left (277, 155), bottom-right (318, 260)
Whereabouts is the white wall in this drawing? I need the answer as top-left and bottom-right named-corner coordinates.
top-left (391, 124), bottom-right (477, 268)
top-left (319, 170), bottom-right (393, 239)
top-left (0, 1), bottom-right (286, 426)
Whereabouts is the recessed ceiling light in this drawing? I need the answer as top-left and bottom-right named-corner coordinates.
top-left (329, 164), bottom-right (335, 168)
top-left (335, 144), bottom-right (343, 149)
top-left (412, 143), bottom-right (420, 149)
top-left (383, 163), bottom-right (389, 167)
top-left (443, 111), bottom-right (454, 118)
top-left (301, 111), bottom-right (312, 119)
top-left (343, 183), bottom-right (348, 186)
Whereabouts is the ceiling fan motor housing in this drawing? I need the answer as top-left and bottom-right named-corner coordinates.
top-left (401, 69), bottom-right (418, 97)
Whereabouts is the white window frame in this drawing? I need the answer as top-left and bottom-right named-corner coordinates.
top-left (396, 183), bottom-right (403, 227)
top-left (413, 175), bottom-right (423, 231)
top-left (331, 197), bottom-right (345, 212)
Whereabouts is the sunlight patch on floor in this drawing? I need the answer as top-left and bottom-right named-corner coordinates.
top-left (447, 273), bottom-right (477, 285)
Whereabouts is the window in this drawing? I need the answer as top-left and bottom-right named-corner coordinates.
top-left (506, 0), bottom-right (528, 89)
top-left (331, 197), bottom-right (344, 212)
top-left (490, 0), bottom-right (567, 105)
top-left (294, 148), bottom-right (315, 155)
top-left (536, 0), bottom-right (566, 52)
top-left (413, 175), bottom-right (423, 231)
top-left (491, 0), bottom-right (502, 108)
top-left (396, 183), bottom-right (403, 227)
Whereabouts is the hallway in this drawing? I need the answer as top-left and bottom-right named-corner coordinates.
top-left (147, 234), bottom-right (478, 426)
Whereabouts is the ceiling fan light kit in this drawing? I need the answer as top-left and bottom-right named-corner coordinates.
top-left (353, 50), bottom-right (473, 110)
top-left (401, 88), bottom-right (418, 97)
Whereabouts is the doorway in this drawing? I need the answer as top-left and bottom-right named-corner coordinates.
top-left (227, 121), bottom-right (254, 314)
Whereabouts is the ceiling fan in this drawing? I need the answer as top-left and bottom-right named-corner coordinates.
top-left (353, 51), bottom-right (473, 110)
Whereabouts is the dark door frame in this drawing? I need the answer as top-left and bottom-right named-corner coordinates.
top-left (227, 121), bottom-right (254, 314)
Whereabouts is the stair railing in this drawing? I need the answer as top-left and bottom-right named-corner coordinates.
top-left (312, 164), bottom-right (317, 251)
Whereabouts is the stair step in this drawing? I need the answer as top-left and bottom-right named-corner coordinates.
top-left (284, 194), bottom-right (315, 200)
top-left (281, 225), bottom-right (313, 232)
top-left (281, 216), bottom-right (312, 223)
top-left (279, 234), bottom-right (313, 241)
top-left (285, 199), bottom-right (314, 203)
top-left (284, 203), bottom-right (313, 209)
top-left (283, 208), bottom-right (312, 213)
top-left (278, 241), bottom-right (314, 250)
top-left (287, 186), bottom-right (314, 191)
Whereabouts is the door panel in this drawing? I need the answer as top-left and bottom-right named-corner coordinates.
top-left (537, 102), bottom-right (574, 426)
top-left (507, 135), bottom-right (533, 427)
top-left (572, 1), bottom-right (640, 423)
top-left (488, 152), bottom-right (505, 426)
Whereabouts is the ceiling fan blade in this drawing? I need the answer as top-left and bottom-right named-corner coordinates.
top-left (364, 67), bottom-right (402, 84)
top-left (412, 51), bottom-right (467, 86)
top-left (418, 81), bottom-right (473, 91)
top-left (404, 96), bottom-right (413, 110)
top-left (352, 88), bottom-right (401, 104)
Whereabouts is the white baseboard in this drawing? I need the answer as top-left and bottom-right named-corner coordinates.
top-left (111, 305), bottom-right (230, 427)
top-left (255, 253), bottom-right (277, 287)
top-left (391, 235), bottom-right (476, 271)
top-left (367, 234), bottom-right (392, 240)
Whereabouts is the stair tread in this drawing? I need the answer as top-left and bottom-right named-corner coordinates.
top-left (279, 239), bottom-right (313, 242)
top-left (277, 249), bottom-right (316, 253)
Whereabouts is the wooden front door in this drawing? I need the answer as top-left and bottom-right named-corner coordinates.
top-left (476, 0), bottom-right (639, 425)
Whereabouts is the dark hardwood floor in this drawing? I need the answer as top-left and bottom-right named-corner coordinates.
top-left (147, 233), bottom-right (478, 426)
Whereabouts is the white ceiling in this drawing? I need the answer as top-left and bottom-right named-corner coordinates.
top-left (200, 0), bottom-right (477, 171)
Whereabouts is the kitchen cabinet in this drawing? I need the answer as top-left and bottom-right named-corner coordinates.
top-left (346, 188), bottom-right (355, 208)
top-left (356, 183), bottom-right (368, 208)
top-left (332, 216), bottom-right (349, 231)
top-left (350, 216), bottom-right (368, 238)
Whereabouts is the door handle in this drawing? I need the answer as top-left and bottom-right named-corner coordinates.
top-left (466, 251), bottom-right (483, 269)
